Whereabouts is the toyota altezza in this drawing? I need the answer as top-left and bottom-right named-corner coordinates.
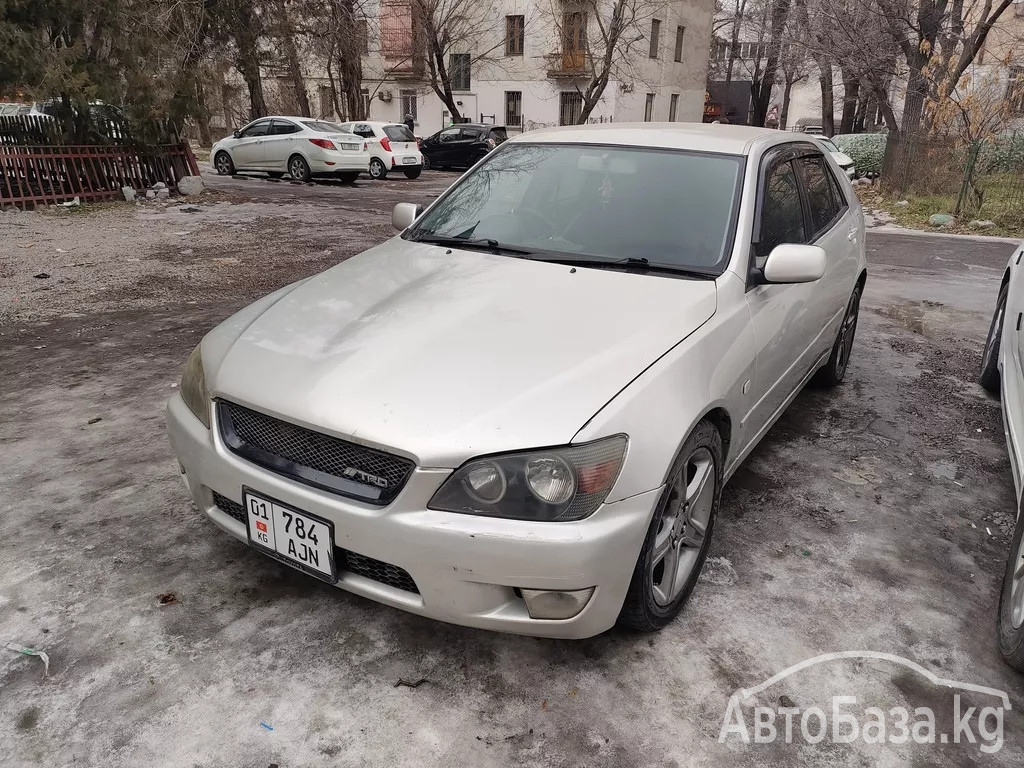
top-left (167, 123), bottom-right (866, 638)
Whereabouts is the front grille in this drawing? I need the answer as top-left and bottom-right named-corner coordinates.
top-left (209, 491), bottom-right (418, 593)
top-left (345, 551), bottom-right (419, 593)
top-left (213, 491), bottom-right (246, 523)
top-left (217, 401), bottom-right (414, 504)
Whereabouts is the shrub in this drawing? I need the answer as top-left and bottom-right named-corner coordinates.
top-left (832, 133), bottom-right (887, 176)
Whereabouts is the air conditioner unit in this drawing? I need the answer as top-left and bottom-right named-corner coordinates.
top-left (378, 91), bottom-right (393, 102)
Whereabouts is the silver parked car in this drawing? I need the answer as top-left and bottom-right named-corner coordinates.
top-left (979, 239), bottom-right (1024, 670)
top-left (167, 124), bottom-right (867, 638)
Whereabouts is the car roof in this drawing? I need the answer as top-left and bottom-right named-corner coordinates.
top-left (251, 115), bottom-right (333, 123)
top-left (507, 122), bottom-right (809, 156)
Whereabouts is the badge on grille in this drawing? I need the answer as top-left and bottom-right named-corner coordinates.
top-left (341, 466), bottom-right (389, 488)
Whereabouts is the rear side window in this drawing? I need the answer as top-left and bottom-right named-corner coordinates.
top-left (796, 155), bottom-right (840, 235)
top-left (757, 161), bottom-right (806, 260)
top-left (383, 124), bottom-right (416, 142)
top-left (489, 127), bottom-right (508, 143)
top-left (459, 128), bottom-right (484, 140)
top-left (301, 120), bottom-right (340, 133)
top-left (270, 120), bottom-right (301, 135)
top-left (352, 123), bottom-right (376, 139)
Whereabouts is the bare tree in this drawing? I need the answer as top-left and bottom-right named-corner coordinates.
top-left (271, 0), bottom-right (312, 116)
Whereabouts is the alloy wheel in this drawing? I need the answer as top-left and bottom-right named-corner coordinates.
top-left (215, 154), bottom-right (232, 175)
top-left (983, 299), bottom-right (1005, 373)
top-left (289, 156), bottom-right (308, 181)
top-left (1011, 531), bottom-right (1024, 629)
top-left (835, 288), bottom-right (861, 377)
top-left (649, 447), bottom-right (716, 606)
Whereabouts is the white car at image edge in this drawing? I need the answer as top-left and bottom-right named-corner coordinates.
top-left (212, 116), bottom-right (370, 183)
top-left (167, 123), bottom-right (866, 639)
top-left (815, 137), bottom-right (857, 179)
top-left (979, 238), bottom-right (1024, 671)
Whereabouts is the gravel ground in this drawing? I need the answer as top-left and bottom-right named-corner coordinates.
top-left (2, 175), bottom-right (1023, 767)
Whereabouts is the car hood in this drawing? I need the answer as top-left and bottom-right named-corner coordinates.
top-left (209, 241), bottom-right (718, 467)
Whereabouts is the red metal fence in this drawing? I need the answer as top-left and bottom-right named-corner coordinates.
top-left (0, 115), bottom-right (199, 210)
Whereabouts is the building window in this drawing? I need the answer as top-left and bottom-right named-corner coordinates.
top-left (361, 87), bottom-right (370, 117)
top-left (674, 26), bottom-right (685, 62)
top-left (356, 18), bottom-right (369, 54)
top-left (318, 85), bottom-right (334, 119)
top-left (649, 19), bottom-right (661, 58)
top-left (644, 93), bottom-right (655, 122)
top-left (1008, 65), bottom-right (1024, 113)
top-left (381, 0), bottom-right (413, 59)
top-left (669, 93), bottom-right (679, 121)
top-left (559, 91), bottom-right (583, 125)
top-left (400, 90), bottom-right (417, 121)
top-left (506, 15), bottom-right (524, 56)
top-left (715, 39), bottom-right (729, 62)
top-left (505, 91), bottom-right (522, 126)
top-left (449, 53), bottom-right (471, 91)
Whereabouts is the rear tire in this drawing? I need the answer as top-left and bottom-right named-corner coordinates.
top-left (214, 151), bottom-right (234, 176)
top-left (997, 507), bottom-right (1024, 671)
top-left (368, 158), bottom-right (388, 179)
top-left (980, 283), bottom-right (1008, 394)
top-left (288, 154), bottom-right (312, 182)
top-left (617, 419), bottom-right (723, 633)
top-left (403, 168), bottom-right (421, 180)
top-left (814, 282), bottom-right (862, 387)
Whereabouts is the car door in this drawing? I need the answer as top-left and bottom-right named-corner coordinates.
top-left (742, 147), bottom-right (840, 435)
top-left (231, 120), bottom-right (271, 169)
top-left (263, 119), bottom-right (303, 171)
top-left (428, 127), bottom-right (462, 165)
top-left (454, 127), bottom-right (486, 166)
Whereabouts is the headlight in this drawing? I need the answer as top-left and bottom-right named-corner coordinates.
top-left (180, 344), bottom-right (211, 428)
top-left (429, 435), bottom-right (627, 521)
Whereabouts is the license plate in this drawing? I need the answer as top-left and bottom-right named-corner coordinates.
top-left (244, 488), bottom-right (336, 582)
top-left (402, 157), bottom-right (417, 164)
top-left (341, 143), bottom-right (359, 151)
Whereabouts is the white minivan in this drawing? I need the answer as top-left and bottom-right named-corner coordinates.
top-left (336, 121), bottom-right (423, 180)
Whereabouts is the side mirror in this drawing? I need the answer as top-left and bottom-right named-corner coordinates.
top-left (392, 202), bottom-right (422, 231)
top-left (762, 244), bottom-right (827, 284)
top-left (232, 130), bottom-right (241, 139)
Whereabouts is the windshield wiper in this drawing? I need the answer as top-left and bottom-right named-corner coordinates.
top-left (410, 232), bottom-right (535, 256)
top-left (525, 254), bottom-right (717, 279)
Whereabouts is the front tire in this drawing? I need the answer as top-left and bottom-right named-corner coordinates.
top-left (288, 154), bottom-right (312, 182)
top-left (980, 283), bottom-right (1008, 394)
top-left (814, 282), bottom-right (862, 387)
top-left (421, 155), bottom-right (431, 170)
top-left (403, 168), bottom-right (421, 180)
top-left (998, 508), bottom-right (1024, 671)
top-left (368, 158), bottom-right (388, 179)
top-left (214, 151), bottom-right (234, 176)
top-left (617, 419), bottom-right (723, 632)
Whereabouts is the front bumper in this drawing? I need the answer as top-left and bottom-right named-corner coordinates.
top-left (165, 393), bottom-right (658, 638)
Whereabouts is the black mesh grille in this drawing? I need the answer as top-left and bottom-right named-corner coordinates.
top-left (345, 551), bottom-right (419, 593)
top-left (209, 490), bottom-right (418, 594)
top-left (213, 492), bottom-right (246, 523)
top-left (217, 401), bottom-right (414, 504)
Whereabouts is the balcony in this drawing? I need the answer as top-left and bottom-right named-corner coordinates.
top-left (381, 54), bottom-right (425, 81)
top-left (545, 51), bottom-right (590, 79)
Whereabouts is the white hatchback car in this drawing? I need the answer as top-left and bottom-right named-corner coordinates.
top-left (212, 116), bottom-right (370, 183)
top-left (335, 120), bottom-right (423, 179)
top-left (979, 239), bottom-right (1024, 671)
top-left (167, 124), bottom-right (866, 638)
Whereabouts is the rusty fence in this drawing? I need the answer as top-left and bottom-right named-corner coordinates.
top-left (0, 115), bottom-right (199, 210)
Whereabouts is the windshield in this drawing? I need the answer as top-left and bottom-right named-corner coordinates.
top-left (384, 124), bottom-right (416, 141)
top-left (818, 138), bottom-right (839, 153)
top-left (406, 143), bottom-right (743, 270)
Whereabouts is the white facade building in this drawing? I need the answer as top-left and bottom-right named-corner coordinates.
top-left (351, 0), bottom-right (714, 135)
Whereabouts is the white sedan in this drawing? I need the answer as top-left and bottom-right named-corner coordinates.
top-left (979, 239), bottom-right (1024, 670)
top-left (167, 124), bottom-right (866, 638)
top-left (211, 116), bottom-right (370, 183)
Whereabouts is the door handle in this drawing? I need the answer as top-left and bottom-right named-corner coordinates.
top-left (848, 228), bottom-right (858, 241)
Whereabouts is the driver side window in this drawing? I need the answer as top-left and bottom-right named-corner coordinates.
top-left (438, 128), bottom-right (461, 143)
top-left (756, 160), bottom-right (806, 262)
top-left (240, 121), bottom-right (270, 138)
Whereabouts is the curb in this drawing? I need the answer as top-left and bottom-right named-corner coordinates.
top-left (867, 225), bottom-right (1021, 245)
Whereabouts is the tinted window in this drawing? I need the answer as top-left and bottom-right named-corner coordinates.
top-left (757, 161), bottom-right (806, 259)
top-left (383, 124), bottom-right (416, 142)
top-left (408, 143), bottom-right (743, 270)
top-left (352, 123), bottom-right (375, 138)
top-left (459, 127), bottom-right (484, 140)
top-left (438, 128), bottom-right (461, 143)
top-left (797, 155), bottom-right (839, 234)
top-left (240, 121), bottom-right (270, 137)
top-left (269, 120), bottom-right (301, 135)
top-left (489, 127), bottom-right (508, 143)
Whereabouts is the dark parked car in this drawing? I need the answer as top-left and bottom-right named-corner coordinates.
top-left (420, 123), bottom-right (508, 170)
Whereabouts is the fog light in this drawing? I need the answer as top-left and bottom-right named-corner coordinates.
top-left (521, 587), bottom-right (595, 620)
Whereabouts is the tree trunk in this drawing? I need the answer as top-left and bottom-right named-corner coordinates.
top-left (900, 63), bottom-right (927, 136)
top-left (818, 61), bottom-right (834, 136)
top-left (839, 72), bottom-right (858, 134)
top-left (195, 81), bottom-right (213, 147)
top-left (275, 0), bottom-right (311, 116)
top-left (234, 2), bottom-right (267, 119)
top-left (780, 80), bottom-right (794, 130)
